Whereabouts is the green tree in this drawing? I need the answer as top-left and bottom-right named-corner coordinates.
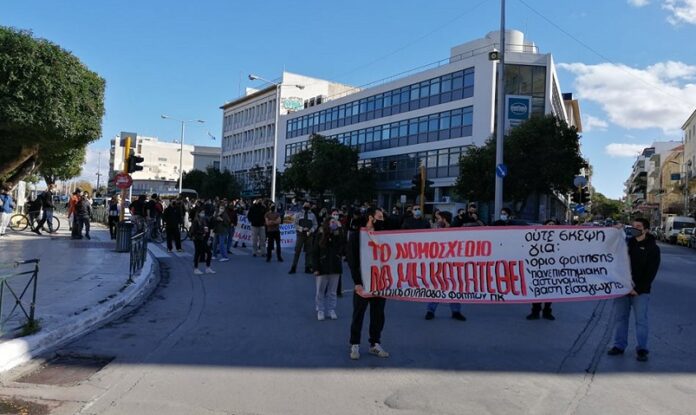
top-left (182, 168), bottom-right (241, 199)
top-left (591, 191), bottom-right (624, 220)
top-left (280, 134), bottom-right (375, 204)
top-left (454, 115), bottom-right (586, 213)
top-left (0, 27), bottom-right (105, 188)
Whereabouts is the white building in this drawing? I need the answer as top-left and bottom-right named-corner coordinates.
top-left (219, 71), bottom-right (354, 196)
top-left (278, 30), bottom-right (580, 221)
top-left (192, 146), bottom-right (221, 171)
top-left (683, 109), bottom-right (696, 213)
top-left (109, 134), bottom-right (194, 196)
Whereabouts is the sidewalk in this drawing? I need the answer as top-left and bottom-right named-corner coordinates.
top-left (0, 215), bottom-right (158, 372)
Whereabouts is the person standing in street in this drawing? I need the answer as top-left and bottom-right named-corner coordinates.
top-left (27, 195), bottom-right (43, 235)
top-left (401, 206), bottom-right (430, 229)
top-left (190, 209), bottom-right (215, 275)
top-left (76, 192), bottom-right (92, 239)
top-left (265, 204), bottom-right (283, 262)
top-left (212, 203), bottom-right (230, 262)
top-left (225, 201), bottom-right (238, 254)
top-left (527, 219), bottom-right (558, 320)
top-left (0, 185), bottom-right (15, 237)
top-left (608, 217), bottom-right (661, 362)
top-left (68, 188), bottom-right (82, 239)
top-left (163, 200), bottom-right (184, 252)
top-left (107, 195), bottom-right (120, 240)
top-left (347, 207), bottom-right (390, 360)
top-left (247, 199), bottom-right (267, 257)
top-left (312, 215), bottom-right (344, 321)
top-left (36, 183), bottom-right (57, 234)
top-left (289, 201), bottom-right (318, 274)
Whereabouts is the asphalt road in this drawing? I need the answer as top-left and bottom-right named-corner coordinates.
top-left (2, 240), bottom-right (695, 415)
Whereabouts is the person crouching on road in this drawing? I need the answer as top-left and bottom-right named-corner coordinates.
top-left (312, 215), bottom-right (345, 321)
top-left (527, 219), bottom-right (558, 320)
top-left (190, 209), bottom-right (215, 275)
top-left (347, 207), bottom-right (389, 360)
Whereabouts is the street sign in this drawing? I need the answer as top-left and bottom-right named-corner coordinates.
top-left (496, 164), bottom-right (508, 178)
top-left (574, 204), bottom-right (585, 214)
top-left (114, 172), bottom-right (133, 189)
top-left (573, 176), bottom-right (588, 188)
top-left (400, 194), bottom-right (407, 204)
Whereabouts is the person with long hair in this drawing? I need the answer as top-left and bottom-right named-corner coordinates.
top-left (312, 215), bottom-right (345, 320)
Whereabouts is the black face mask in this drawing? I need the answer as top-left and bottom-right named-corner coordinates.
top-left (303, 206), bottom-right (310, 211)
top-left (372, 219), bottom-right (385, 231)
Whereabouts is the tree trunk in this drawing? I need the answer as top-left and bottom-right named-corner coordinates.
top-left (0, 144), bottom-right (40, 179)
top-left (2, 156), bottom-right (40, 190)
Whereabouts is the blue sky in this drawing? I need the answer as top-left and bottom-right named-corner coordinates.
top-left (2, 0), bottom-right (696, 198)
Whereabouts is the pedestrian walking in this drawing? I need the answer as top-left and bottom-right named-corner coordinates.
top-left (163, 200), bottom-right (184, 252)
top-left (68, 189), bottom-right (82, 239)
top-left (527, 219), bottom-right (558, 320)
top-left (608, 218), bottom-right (661, 362)
top-left (265, 204), bottom-right (283, 262)
top-left (347, 207), bottom-right (389, 360)
top-left (76, 193), bottom-right (92, 239)
top-left (190, 210), bottom-right (215, 275)
top-left (247, 199), bottom-right (267, 257)
top-left (0, 185), bottom-right (15, 237)
top-left (289, 201), bottom-right (318, 274)
top-left (225, 202), bottom-right (238, 254)
top-left (107, 195), bottom-right (120, 239)
top-left (27, 196), bottom-right (42, 235)
top-left (312, 215), bottom-right (345, 321)
top-left (36, 183), bottom-right (57, 234)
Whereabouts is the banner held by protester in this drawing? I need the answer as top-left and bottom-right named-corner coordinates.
top-left (359, 226), bottom-right (632, 303)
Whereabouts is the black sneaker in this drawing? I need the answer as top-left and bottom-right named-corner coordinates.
top-left (607, 347), bottom-right (624, 356)
top-left (288, 268), bottom-right (296, 275)
top-left (425, 311), bottom-right (435, 320)
top-left (277, 257), bottom-right (283, 262)
top-left (636, 349), bottom-right (649, 362)
top-left (542, 312), bottom-right (556, 321)
top-left (526, 313), bottom-right (540, 320)
top-left (304, 268), bottom-right (312, 274)
top-left (266, 257), bottom-right (271, 262)
top-left (33, 228), bottom-right (42, 235)
top-left (452, 312), bottom-right (467, 321)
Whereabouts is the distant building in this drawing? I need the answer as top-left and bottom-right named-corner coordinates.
top-left (219, 71), bottom-right (355, 196)
top-left (682, 109), bottom-right (696, 215)
top-left (192, 146), bottom-right (221, 171)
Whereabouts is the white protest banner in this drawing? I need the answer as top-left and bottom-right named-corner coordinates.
top-left (359, 226), bottom-right (632, 303)
top-left (234, 214), bottom-right (296, 249)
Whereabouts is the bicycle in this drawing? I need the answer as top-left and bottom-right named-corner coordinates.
top-left (161, 223), bottom-right (189, 242)
top-left (9, 211), bottom-right (61, 233)
top-left (145, 218), bottom-right (164, 244)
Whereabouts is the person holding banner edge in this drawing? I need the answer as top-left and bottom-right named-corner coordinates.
top-left (526, 219), bottom-right (558, 320)
top-left (347, 207), bottom-right (389, 360)
top-left (607, 217), bottom-right (660, 362)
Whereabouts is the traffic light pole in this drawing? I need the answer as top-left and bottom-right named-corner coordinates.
top-left (420, 165), bottom-right (426, 212)
top-left (120, 136), bottom-right (131, 222)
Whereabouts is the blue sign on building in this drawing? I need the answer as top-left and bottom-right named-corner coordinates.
top-left (505, 95), bottom-right (532, 131)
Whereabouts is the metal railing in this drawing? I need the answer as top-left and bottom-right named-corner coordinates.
top-left (91, 205), bottom-right (109, 225)
top-left (129, 232), bottom-right (148, 283)
top-left (0, 259), bottom-right (39, 336)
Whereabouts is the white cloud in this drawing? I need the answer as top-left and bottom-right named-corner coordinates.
top-left (584, 115), bottom-right (609, 132)
top-left (605, 143), bottom-right (650, 158)
top-left (558, 61), bottom-right (696, 133)
top-left (628, 0), bottom-right (650, 7)
top-left (663, 0), bottom-right (696, 24)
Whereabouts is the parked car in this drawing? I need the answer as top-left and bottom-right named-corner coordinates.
top-left (677, 228), bottom-right (695, 247)
top-left (690, 232), bottom-right (696, 249)
top-left (665, 216), bottom-right (696, 244)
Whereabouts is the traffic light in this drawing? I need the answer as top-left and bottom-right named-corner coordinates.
top-left (571, 186), bottom-right (590, 204)
top-left (127, 149), bottom-right (144, 173)
top-left (411, 172), bottom-right (423, 193)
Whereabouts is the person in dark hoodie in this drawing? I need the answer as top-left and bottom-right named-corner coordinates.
top-left (607, 217), bottom-right (660, 362)
top-left (347, 207), bottom-right (389, 360)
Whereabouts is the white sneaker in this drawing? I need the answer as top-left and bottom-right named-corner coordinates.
top-left (369, 343), bottom-right (390, 358)
top-left (317, 311), bottom-right (325, 321)
top-left (350, 344), bottom-right (360, 360)
top-left (205, 267), bottom-right (216, 274)
top-left (193, 269), bottom-right (203, 275)
top-left (328, 310), bottom-right (338, 320)
top-left (219, 258), bottom-right (230, 262)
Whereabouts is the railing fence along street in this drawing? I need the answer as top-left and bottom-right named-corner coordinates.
top-left (0, 259), bottom-right (39, 336)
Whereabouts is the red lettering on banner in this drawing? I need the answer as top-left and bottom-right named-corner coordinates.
top-left (418, 262), bottom-right (429, 288)
top-left (397, 263), bottom-right (417, 288)
top-left (370, 265), bottom-right (393, 291)
top-left (518, 260), bottom-right (527, 295)
top-left (495, 261), bottom-right (511, 295)
top-left (368, 241), bottom-right (380, 261)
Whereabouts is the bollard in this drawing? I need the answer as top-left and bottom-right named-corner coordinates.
top-left (115, 221), bottom-right (134, 252)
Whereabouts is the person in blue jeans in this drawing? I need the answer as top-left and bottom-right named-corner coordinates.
top-left (608, 218), bottom-right (660, 362)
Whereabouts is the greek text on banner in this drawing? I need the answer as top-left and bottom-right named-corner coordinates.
top-left (359, 226), bottom-right (632, 303)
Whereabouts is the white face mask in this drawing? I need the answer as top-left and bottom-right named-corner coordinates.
top-left (500, 214), bottom-right (509, 221)
top-left (331, 214), bottom-right (340, 221)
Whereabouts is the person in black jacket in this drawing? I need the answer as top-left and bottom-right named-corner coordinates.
top-left (190, 208), bottom-right (215, 275)
top-left (312, 216), bottom-right (345, 321)
top-left (36, 183), bottom-right (57, 234)
top-left (607, 217), bottom-right (661, 362)
top-left (163, 200), bottom-right (184, 252)
top-left (247, 199), bottom-right (267, 257)
top-left (347, 207), bottom-right (389, 360)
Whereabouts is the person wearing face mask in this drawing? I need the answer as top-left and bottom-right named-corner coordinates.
top-left (289, 201), bottom-right (318, 274)
top-left (312, 215), bottom-right (345, 320)
top-left (401, 207), bottom-right (430, 229)
top-left (492, 207), bottom-right (513, 226)
top-left (461, 203), bottom-right (486, 226)
top-left (212, 203), bottom-right (231, 262)
top-left (265, 204), bottom-right (283, 262)
top-left (527, 219), bottom-right (558, 320)
top-left (190, 209), bottom-right (215, 275)
top-left (608, 217), bottom-right (660, 362)
top-left (347, 207), bottom-right (390, 360)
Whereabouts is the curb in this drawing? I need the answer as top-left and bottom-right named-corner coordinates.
top-left (0, 248), bottom-right (160, 373)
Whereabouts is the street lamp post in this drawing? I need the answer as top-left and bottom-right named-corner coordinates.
top-left (161, 115), bottom-right (204, 195)
top-left (248, 74), bottom-right (304, 203)
top-left (493, 0), bottom-right (506, 220)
